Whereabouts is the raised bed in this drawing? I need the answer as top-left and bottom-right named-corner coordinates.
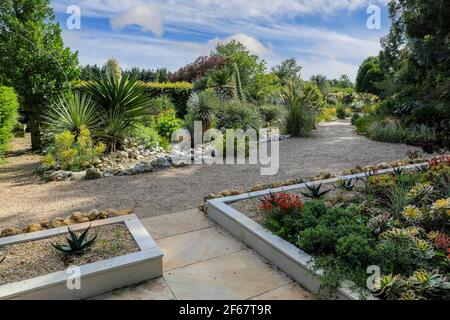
top-left (0, 214), bottom-right (163, 300)
top-left (206, 163), bottom-right (429, 300)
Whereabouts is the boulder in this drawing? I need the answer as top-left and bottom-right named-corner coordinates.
top-left (85, 168), bottom-right (102, 180)
top-left (1, 227), bottom-right (22, 238)
top-left (71, 171), bottom-right (86, 181)
top-left (132, 163), bottom-right (153, 174)
top-left (87, 209), bottom-right (100, 221)
top-left (156, 156), bottom-right (171, 168)
top-left (70, 212), bottom-right (90, 223)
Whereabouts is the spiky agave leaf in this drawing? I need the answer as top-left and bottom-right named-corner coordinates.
top-left (334, 178), bottom-right (355, 191)
top-left (301, 183), bottom-right (332, 199)
top-left (407, 270), bottom-right (450, 299)
top-left (372, 274), bottom-right (408, 300)
top-left (51, 225), bottom-right (98, 254)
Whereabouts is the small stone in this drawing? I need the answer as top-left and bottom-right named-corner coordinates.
top-left (106, 208), bottom-right (134, 218)
top-left (85, 168), bottom-right (102, 180)
top-left (103, 170), bottom-right (113, 177)
top-left (1, 227), bottom-right (22, 238)
top-left (22, 223), bottom-right (44, 233)
top-left (62, 219), bottom-right (75, 226)
top-left (87, 209), bottom-right (100, 221)
top-left (98, 211), bottom-right (108, 219)
top-left (46, 220), bottom-right (63, 229)
top-left (156, 156), bottom-right (171, 168)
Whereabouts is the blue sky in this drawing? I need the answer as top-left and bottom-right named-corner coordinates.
top-left (51, 0), bottom-right (391, 80)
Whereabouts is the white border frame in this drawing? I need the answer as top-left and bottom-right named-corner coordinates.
top-left (0, 214), bottom-right (163, 300)
top-left (206, 163), bottom-right (428, 300)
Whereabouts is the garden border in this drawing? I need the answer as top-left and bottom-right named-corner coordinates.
top-left (206, 162), bottom-right (429, 300)
top-left (0, 214), bottom-right (163, 300)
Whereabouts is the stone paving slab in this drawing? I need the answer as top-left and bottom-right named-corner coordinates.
top-left (163, 250), bottom-right (292, 300)
top-left (91, 277), bottom-right (176, 300)
top-left (140, 209), bottom-right (215, 240)
top-left (157, 226), bottom-right (246, 271)
top-left (251, 283), bottom-right (315, 300)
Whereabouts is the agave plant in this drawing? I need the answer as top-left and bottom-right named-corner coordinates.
top-left (187, 91), bottom-right (218, 131)
top-left (84, 70), bottom-right (150, 150)
top-left (43, 92), bottom-right (101, 137)
top-left (51, 225), bottom-right (98, 255)
top-left (407, 270), bottom-right (449, 299)
top-left (372, 274), bottom-right (408, 300)
top-left (391, 167), bottom-right (404, 177)
top-left (301, 183), bottom-right (332, 199)
top-left (405, 183), bottom-right (435, 205)
top-left (411, 238), bottom-right (435, 260)
top-left (334, 178), bottom-right (355, 191)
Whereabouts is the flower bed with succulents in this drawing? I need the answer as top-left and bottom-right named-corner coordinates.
top-left (218, 156), bottom-right (450, 300)
top-left (0, 214), bottom-right (163, 300)
top-left (0, 224), bottom-right (138, 286)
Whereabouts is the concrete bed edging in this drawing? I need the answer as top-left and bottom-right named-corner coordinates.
top-left (206, 162), bottom-right (429, 300)
top-left (0, 214), bottom-right (163, 300)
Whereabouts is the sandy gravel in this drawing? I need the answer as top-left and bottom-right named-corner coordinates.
top-left (0, 120), bottom-right (423, 229)
top-left (0, 223), bottom-right (138, 285)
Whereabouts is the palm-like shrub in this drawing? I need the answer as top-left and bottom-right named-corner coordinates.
top-left (84, 71), bottom-right (150, 150)
top-left (43, 92), bottom-right (101, 136)
top-left (209, 68), bottom-right (234, 87)
top-left (283, 80), bottom-right (316, 137)
top-left (216, 101), bottom-right (261, 130)
top-left (187, 91), bottom-right (218, 131)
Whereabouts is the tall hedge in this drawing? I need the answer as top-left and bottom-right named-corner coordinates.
top-left (143, 82), bottom-right (192, 116)
top-left (0, 86), bottom-right (19, 158)
top-left (77, 81), bottom-right (193, 117)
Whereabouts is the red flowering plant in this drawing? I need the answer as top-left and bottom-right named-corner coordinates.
top-left (259, 192), bottom-right (304, 241)
top-left (428, 156), bottom-right (450, 168)
top-left (259, 192), bottom-right (303, 216)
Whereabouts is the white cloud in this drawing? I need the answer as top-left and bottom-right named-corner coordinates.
top-left (110, 4), bottom-right (163, 36)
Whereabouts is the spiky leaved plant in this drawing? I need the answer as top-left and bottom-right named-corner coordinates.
top-left (405, 183), bottom-right (435, 205)
top-left (42, 92), bottom-right (101, 137)
top-left (334, 178), bottom-right (355, 191)
top-left (187, 91), bottom-right (218, 131)
top-left (51, 225), bottom-right (98, 255)
top-left (301, 183), bottom-right (332, 199)
top-left (372, 274), bottom-right (408, 300)
top-left (84, 70), bottom-right (150, 151)
top-left (407, 270), bottom-right (449, 300)
top-left (391, 167), bottom-right (404, 177)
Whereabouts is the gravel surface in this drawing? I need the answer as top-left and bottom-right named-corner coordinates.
top-left (0, 120), bottom-right (423, 229)
top-left (0, 223), bottom-right (138, 285)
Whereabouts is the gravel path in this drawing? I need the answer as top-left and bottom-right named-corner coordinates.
top-left (0, 120), bottom-right (422, 229)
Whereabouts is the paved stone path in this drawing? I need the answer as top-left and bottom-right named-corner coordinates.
top-left (92, 209), bottom-right (314, 300)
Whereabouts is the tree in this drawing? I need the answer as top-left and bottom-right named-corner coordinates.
top-left (310, 74), bottom-right (330, 95)
top-left (332, 75), bottom-right (354, 89)
top-left (212, 40), bottom-right (266, 90)
top-left (272, 58), bottom-right (302, 83)
top-left (0, 0), bottom-right (79, 150)
top-left (170, 55), bottom-right (228, 82)
top-left (378, 0), bottom-right (450, 125)
top-left (355, 57), bottom-right (383, 95)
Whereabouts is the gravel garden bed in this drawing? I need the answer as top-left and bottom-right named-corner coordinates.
top-left (0, 223), bottom-right (139, 286)
top-left (210, 156), bottom-right (450, 300)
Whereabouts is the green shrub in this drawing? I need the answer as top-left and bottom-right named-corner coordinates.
top-left (336, 106), bottom-right (347, 119)
top-left (371, 124), bottom-right (407, 143)
top-left (143, 82), bottom-right (192, 116)
top-left (258, 105), bottom-right (285, 125)
top-left (216, 101), bottom-right (261, 130)
top-left (42, 127), bottom-right (106, 171)
top-left (282, 81), bottom-right (317, 137)
top-left (317, 107), bottom-right (337, 122)
top-left (354, 113), bottom-right (377, 136)
top-left (0, 86), bottom-right (18, 159)
top-left (351, 112), bottom-right (360, 125)
top-left (130, 125), bottom-right (163, 149)
top-left (154, 108), bottom-right (182, 139)
top-left (151, 94), bottom-right (175, 113)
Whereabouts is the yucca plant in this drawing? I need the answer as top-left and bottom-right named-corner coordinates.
top-left (84, 71), bottom-right (150, 150)
top-left (51, 225), bottom-right (98, 255)
top-left (43, 92), bottom-right (101, 137)
top-left (301, 183), bottom-right (332, 199)
top-left (187, 91), bottom-right (218, 131)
